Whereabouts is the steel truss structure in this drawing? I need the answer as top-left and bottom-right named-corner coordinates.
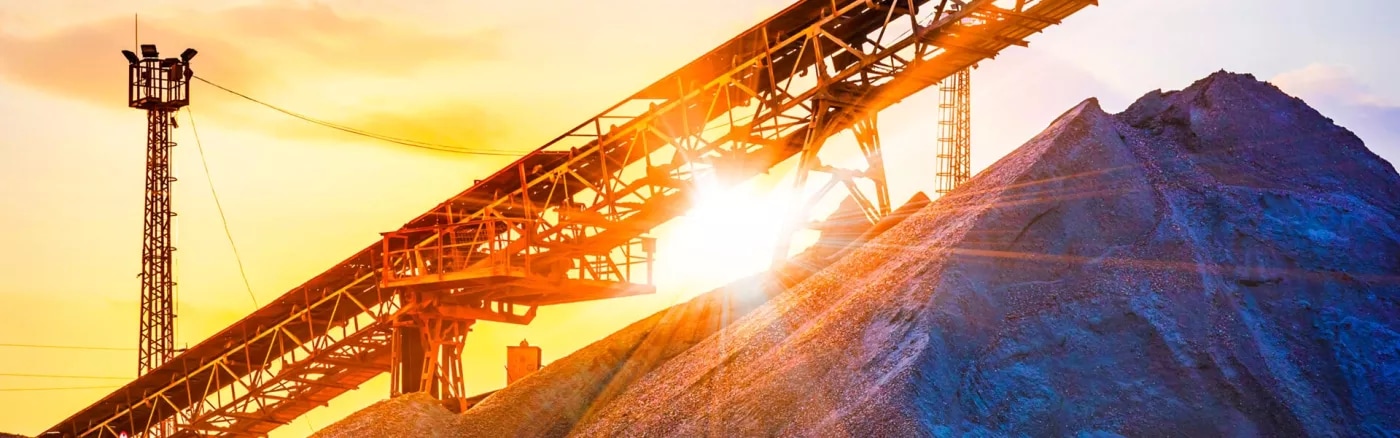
top-left (50, 0), bottom-right (1098, 436)
top-left (937, 67), bottom-right (972, 194)
top-left (125, 44), bottom-right (193, 378)
top-left (772, 103), bottom-right (892, 267)
top-left (138, 108), bottom-right (178, 376)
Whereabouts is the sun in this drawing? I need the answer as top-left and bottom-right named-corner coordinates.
top-left (649, 179), bottom-right (797, 298)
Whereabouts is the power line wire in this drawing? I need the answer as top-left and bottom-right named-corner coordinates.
top-left (0, 385), bottom-right (119, 392)
top-left (0, 343), bottom-right (133, 351)
top-left (187, 107), bottom-right (260, 310)
top-left (192, 76), bottom-right (527, 156)
top-left (0, 373), bottom-right (129, 380)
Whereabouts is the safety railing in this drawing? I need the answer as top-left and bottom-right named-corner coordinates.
top-left (381, 218), bottom-right (535, 284)
top-left (381, 217), bottom-right (655, 287)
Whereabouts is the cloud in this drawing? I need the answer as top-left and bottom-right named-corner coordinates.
top-left (0, 1), bottom-right (506, 150)
top-left (1271, 64), bottom-right (1393, 107)
top-left (1271, 64), bottom-right (1400, 166)
top-left (211, 2), bottom-right (499, 76)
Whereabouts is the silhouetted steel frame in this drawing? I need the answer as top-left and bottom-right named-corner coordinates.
top-left (380, 210), bottom-right (647, 408)
top-left (50, 0), bottom-right (1098, 436)
top-left (129, 55), bottom-right (191, 380)
top-left (772, 109), bottom-right (892, 267)
top-left (937, 68), bottom-right (972, 194)
top-left (138, 109), bottom-right (177, 378)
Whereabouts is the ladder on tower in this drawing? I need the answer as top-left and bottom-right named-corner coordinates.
top-left (937, 67), bottom-right (972, 195)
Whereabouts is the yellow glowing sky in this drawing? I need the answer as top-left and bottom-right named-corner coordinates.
top-left (2, 0), bottom-right (1397, 436)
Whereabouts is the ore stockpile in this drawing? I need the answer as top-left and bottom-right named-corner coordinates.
top-left (318, 71), bottom-right (1400, 437)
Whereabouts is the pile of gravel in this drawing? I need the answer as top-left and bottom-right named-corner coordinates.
top-left (313, 392), bottom-right (456, 438)
top-left (322, 71), bottom-right (1400, 437)
top-left (573, 71), bottom-right (1400, 436)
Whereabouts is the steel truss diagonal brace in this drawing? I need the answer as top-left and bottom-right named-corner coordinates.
top-left (388, 290), bottom-right (538, 413)
top-left (392, 289), bottom-right (478, 408)
top-left (390, 313), bottom-right (473, 412)
top-left (773, 106), bottom-right (891, 267)
top-left (850, 116), bottom-right (891, 219)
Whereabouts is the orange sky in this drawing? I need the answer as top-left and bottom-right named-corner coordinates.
top-left (2, 0), bottom-right (1397, 436)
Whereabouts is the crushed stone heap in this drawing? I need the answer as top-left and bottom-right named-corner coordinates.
top-left (324, 71), bottom-right (1400, 437)
top-left (312, 393), bottom-right (456, 438)
top-left (573, 71), bottom-right (1400, 436)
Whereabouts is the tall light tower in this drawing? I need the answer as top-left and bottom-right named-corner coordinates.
top-left (936, 67), bottom-right (971, 196)
top-left (122, 44), bottom-right (196, 376)
top-left (936, 1), bottom-right (974, 196)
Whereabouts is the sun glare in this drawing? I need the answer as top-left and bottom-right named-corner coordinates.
top-left (651, 180), bottom-right (795, 298)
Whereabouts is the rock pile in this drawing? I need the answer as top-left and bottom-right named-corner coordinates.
top-left (324, 71), bottom-right (1400, 437)
top-left (312, 393), bottom-right (455, 438)
top-left (573, 71), bottom-right (1400, 436)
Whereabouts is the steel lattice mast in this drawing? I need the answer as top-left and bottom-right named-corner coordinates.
top-left (138, 106), bottom-right (176, 375)
top-left (937, 68), bottom-right (971, 195)
top-left (123, 44), bottom-right (197, 376)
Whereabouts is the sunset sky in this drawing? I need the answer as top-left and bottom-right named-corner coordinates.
top-left (1, 0), bottom-right (1398, 435)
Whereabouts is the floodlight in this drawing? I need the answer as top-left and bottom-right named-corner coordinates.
top-left (140, 44), bottom-right (158, 59)
top-left (180, 48), bottom-right (197, 63)
top-left (121, 50), bottom-right (139, 64)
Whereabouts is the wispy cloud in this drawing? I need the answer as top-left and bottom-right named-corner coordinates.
top-left (0, 2), bottom-right (506, 150)
top-left (1272, 64), bottom-right (1394, 108)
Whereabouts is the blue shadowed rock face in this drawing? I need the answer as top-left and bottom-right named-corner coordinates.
top-left (568, 71), bottom-right (1400, 437)
top-left (321, 71), bottom-right (1400, 438)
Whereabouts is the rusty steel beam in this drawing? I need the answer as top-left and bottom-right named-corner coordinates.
top-left (48, 0), bottom-right (1100, 436)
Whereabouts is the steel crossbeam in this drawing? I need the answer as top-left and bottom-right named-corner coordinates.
top-left (48, 0), bottom-right (1098, 436)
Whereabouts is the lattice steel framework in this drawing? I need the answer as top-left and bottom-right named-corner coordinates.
top-left (138, 108), bottom-right (177, 375)
top-left (772, 108), bottom-right (893, 266)
top-left (51, 1), bottom-right (1100, 436)
top-left (125, 44), bottom-right (194, 377)
top-left (937, 67), bottom-right (972, 194)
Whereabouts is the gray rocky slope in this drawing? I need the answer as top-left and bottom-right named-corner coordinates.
top-left (319, 71), bottom-right (1400, 437)
top-left (571, 71), bottom-right (1400, 437)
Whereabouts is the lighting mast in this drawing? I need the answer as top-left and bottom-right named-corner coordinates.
top-left (936, 1), bottom-right (974, 196)
top-left (936, 67), bottom-right (971, 195)
top-left (122, 44), bottom-right (197, 376)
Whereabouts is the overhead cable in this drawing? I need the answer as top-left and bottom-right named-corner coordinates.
top-left (0, 373), bottom-right (129, 380)
top-left (187, 107), bottom-right (260, 310)
top-left (0, 343), bottom-right (133, 352)
top-left (192, 76), bottom-right (526, 156)
top-left (0, 385), bottom-right (119, 392)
